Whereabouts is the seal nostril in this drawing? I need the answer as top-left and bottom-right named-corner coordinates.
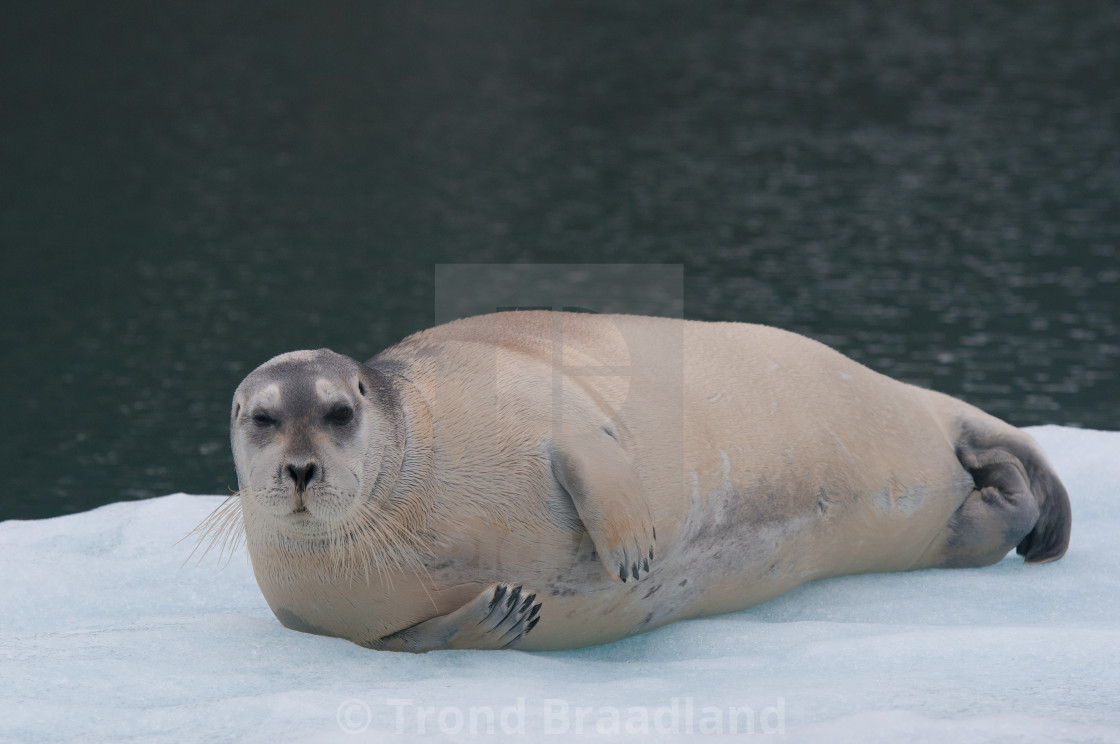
top-left (286, 462), bottom-right (317, 491)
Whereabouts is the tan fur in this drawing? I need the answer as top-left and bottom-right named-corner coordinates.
top-left (208, 311), bottom-right (1071, 652)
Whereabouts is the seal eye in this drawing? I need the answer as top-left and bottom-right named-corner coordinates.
top-left (326, 405), bottom-right (353, 425)
top-left (251, 411), bottom-right (277, 428)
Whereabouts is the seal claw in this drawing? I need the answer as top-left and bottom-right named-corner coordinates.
top-left (373, 582), bottom-right (543, 652)
top-left (550, 428), bottom-right (657, 584)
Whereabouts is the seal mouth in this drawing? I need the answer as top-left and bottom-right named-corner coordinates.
top-left (291, 505), bottom-right (309, 515)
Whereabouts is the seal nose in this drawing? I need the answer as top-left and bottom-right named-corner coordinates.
top-left (286, 462), bottom-right (317, 492)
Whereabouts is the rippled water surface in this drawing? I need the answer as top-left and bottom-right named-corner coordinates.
top-left (2, 1), bottom-right (1117, 519)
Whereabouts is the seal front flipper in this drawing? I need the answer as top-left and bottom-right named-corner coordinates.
top-left (371, 583), bottom-right (542, 652)
top-left (550, 428), bottom-right (656, 583)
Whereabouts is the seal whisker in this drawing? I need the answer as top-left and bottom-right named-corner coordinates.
top-left (183, 492), bottom-right (245, 568)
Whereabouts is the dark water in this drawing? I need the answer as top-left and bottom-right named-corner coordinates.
top-left (2, 1), bottom-right (1117, 521)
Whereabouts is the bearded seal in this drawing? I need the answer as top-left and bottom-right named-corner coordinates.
top-left (208, 311), bottom-right (1071, 652)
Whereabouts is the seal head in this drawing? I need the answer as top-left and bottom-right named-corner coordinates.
top-left (230, 349), bottom-right (401, 544)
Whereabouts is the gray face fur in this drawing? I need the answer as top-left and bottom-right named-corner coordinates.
top-left (231, 349), bottom-right (390, 539)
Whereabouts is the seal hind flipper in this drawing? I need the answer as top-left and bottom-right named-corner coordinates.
top-left (1009, 441), bottom-right (1072, 564)
top-left (550, 428), bottom-right (656, 583)
top-left (371, 583), bottom-right (543, 652)
top-left (946, 423), bottom-right (1072, 567)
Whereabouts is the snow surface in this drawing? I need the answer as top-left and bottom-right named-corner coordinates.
top-left (2, 426), bottom-right (1118, 743)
